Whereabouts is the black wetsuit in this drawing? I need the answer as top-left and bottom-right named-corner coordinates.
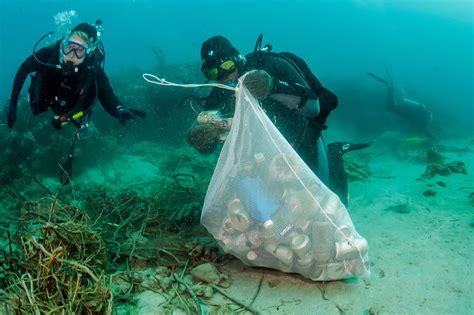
top-left (204, 51), bottom-right (338, 186)
top-left (366, 72), bottom-right (432, 135)
top-left (10, 41), bottom-right (123, 121)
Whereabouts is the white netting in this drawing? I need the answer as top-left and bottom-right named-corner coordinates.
top-left (201, 74), bottom-right (370, 280)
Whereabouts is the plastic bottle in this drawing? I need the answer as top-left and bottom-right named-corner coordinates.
top-left (232, 176), bottom-right (279, 222)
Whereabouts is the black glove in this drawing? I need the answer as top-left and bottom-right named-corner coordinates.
top-left (243, 70), bottom-right (273, 100)
top-left (117, 106), bottom-right (146, 124)
top-left (7, 104), bottom-right (17, 128)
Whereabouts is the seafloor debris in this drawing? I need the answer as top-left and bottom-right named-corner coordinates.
top-left (421, 161), bottom-right (467, 178)
top-left (468, 192), bottom-right (474, 207)
top-left (383, 194), bottom-right (429, 214)
top-left (385, 202), bottom-right (411, 214)
top-left (1, 197), bottom-right (112, 314)
top-left (0, 62), bottom-right (263, 313)
top-left (344, 160), bottom-right (372, 181)
top-left (0, 184), bottom-right (253, 314)
top-left (190, 262), bottom-right (231, 287)
top-left (422, 189), bottom-right (437, 197)
top-left (436, 181), bottom-right (447, 187)
top-left (425, 146), bottom-right (447, 164)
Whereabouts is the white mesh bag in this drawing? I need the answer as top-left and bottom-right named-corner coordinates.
top-left (201, 75), bottom-right (370, 280)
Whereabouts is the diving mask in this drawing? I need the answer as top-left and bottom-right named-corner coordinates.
top-left (61, 40), bottom-right (89, 59)
top-left (202, 58), bottom-right (236, 81)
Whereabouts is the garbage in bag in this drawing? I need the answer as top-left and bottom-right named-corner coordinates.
top-left (201, 74), bottom-right (370, 281)
top-left (187, 110), bottom-right (233, 154)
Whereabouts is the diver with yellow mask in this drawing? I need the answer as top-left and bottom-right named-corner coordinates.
top-left (188, 35), bottom-right (370, 205)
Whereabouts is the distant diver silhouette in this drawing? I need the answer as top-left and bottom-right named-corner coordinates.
top-left (366, 67), bottom-right (432, 135)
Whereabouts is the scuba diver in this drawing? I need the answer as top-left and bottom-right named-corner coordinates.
top-left (366, 69), bottom-right (433, 136)
top-left (189, 34), bottom-right (369, 205)
top-left (7, 21), bottom-right (145, 129)
top-left (6, 21), bottom-right (145, 184)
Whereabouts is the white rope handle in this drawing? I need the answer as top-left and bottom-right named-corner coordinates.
top-left (142, 73), bottom-right (237, 91)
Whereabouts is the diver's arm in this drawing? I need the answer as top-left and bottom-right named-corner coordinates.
top-left (263, 59), bottom-right (322, 117)
top-left (271, 78), bottom-right (339, 124)
top-left (96, 69), bottom-right (146, 122)
top-left (245, 54), bottom-right (318, 101)
top-left (204, 87), bottom-right (235, 116)
top-left (9, 47), bottom-right (53, 106)
top-left (268, 72), bottom-right (323, 119)
top-left (270, 79), bottom-right (318, 100)
top-left (276, 52), bottom-right (338, 125)
top-left (96, 69), bottom-right (123, 118)
top-left (266, 57), bottom-right (318, 100)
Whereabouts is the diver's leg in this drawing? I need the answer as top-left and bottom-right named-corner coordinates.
top-left (296, 127), bottom-right (330, 186)
top-left (316, 136), bottom-right (329, 184)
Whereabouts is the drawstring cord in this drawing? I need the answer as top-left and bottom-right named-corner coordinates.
top-left (142, 73), bottom-right (237, 92)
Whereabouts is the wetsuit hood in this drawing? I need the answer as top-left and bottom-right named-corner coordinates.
top-left (71, 23), bottom-right (98, 44)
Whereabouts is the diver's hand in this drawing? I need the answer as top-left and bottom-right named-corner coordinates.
top-left (117, 106), bottom-right (146, 124)
top-left (243, 70), bottom-right (273, 100)
top-left (7, 103), bottom-right (17, 128)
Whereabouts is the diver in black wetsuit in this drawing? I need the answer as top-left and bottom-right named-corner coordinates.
top-left (366, 70), bottom-right (432, 136)
top-left (191, 35), bottom-right (369, 205)
top-left (6, 21), bottom-right (146, 185)
top-left (6, 21), bottom-right (145, 130)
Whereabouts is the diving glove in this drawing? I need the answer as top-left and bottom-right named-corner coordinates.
top-left (6, 103), bottom-right (17, 128)
top-left (117, 106), bottom-right (146, 124)
top-left (243, 70), bottom-right (273, 100)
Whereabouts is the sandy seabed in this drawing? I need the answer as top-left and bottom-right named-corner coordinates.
top-left (120, 138), bottom-right (473, 314)
top-left (208, 138), bottom-right (473, 315)
top-left (1, 137), bottom-right (472, 314)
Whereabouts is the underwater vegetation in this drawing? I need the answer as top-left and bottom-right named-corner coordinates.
top-left (0, 59), bottom-right (273, 313)
top-left (0, 45), bottom-right (472, 312)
